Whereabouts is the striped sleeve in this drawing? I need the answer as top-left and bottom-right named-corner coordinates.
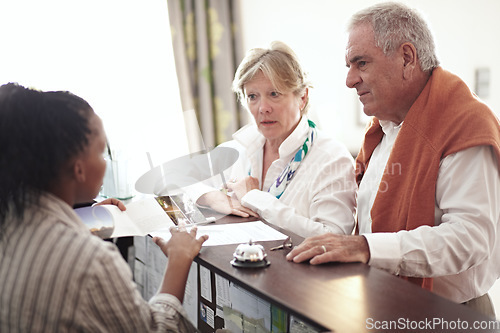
top-left (75, 239), bottom-right (197, 332)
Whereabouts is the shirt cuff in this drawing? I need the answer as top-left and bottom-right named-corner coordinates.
top-left (149, 293), bottom-right (188, 317)
top-left (363, 232), bottom-right (402, 275)
top-left (184, 183), bottom-right (219, 204)
top-left (241, 189), bottom-right (278, 216)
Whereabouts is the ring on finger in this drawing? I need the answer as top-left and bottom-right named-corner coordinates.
top-left (321, 245), bottom-right (327, 254)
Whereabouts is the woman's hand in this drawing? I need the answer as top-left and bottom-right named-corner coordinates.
top-left (226, 176), bottom-right (259, 201)
top-left (197, 190), bottom-right (258, 218)
top-left (153, 227), bottom-right (209, 301)
top-left (94, 198), bottom-right (126, 211)
top-left (153, 226), bottom-right (208, 260)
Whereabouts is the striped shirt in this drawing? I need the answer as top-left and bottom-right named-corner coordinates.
top-left (0, 193), bottom-right (197, 332)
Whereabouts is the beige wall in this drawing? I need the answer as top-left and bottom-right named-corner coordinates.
top-left (238, 0), bottom-right (500, 154)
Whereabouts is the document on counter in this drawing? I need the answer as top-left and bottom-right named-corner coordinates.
top-left (149, 221), bottom-right (288, 246)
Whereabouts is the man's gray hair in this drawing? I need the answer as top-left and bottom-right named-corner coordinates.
top-left (347, 2), bottom-right (439, 72)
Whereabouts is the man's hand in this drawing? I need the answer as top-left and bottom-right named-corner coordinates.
top-left (197, 190), bottom-right (258, 218)
top-left (286, 233), bottom-right (371, 265)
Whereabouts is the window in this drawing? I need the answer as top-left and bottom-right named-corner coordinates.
top-left (0, 0), bottom-right (188, 185)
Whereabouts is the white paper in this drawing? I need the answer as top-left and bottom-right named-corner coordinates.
top-left (215, 274), bottom-right (231, 308)
top-left (216, 307), bottom-right (225, 319)
top-left (146, 268), bottom-right (162, 300)
top-left (200, 265), bottom-right (212, 302)
top-left (133, 235), bottom-right (147, 262)
top-left (215, 274), bottom-right (231, 320)
top-left (145, 237), bottom-right (167, 299)
top-left (133, 259), bottom-right (145, 286)
top-left (206, 306), bottom-right (215, 328)
top-left (111, 197), bottom-right (176, 237)
top-left (149, 221), bottom-right (288, 246)
top-left (200, 303), bottom-right (215, 329)
top-left (183, 261), bottom-right (199, 327)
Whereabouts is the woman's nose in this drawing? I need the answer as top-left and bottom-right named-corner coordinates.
top-left (259, 98), bottom-right (272, 113)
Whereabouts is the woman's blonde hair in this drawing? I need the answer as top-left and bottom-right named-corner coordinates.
top-left (232, 41), bottom-right (312, 115)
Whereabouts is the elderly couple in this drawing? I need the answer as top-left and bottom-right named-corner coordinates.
top-left (196, 2), bottom-right (499, 321)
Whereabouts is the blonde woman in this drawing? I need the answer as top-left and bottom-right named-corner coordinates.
top-left (194, 41), bottom-right (356, 238)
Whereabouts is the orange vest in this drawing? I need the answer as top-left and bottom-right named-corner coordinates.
top-left (355, 67), bottom-right (500, 290)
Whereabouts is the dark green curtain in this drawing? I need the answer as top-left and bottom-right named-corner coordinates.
top-left (167, 0), bottom-right (246, 152)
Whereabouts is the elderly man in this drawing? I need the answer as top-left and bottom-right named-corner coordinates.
top-left (287, 2), bottom-right (500, 318)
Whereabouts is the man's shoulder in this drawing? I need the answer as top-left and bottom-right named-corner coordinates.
top-left (405, 68), bottom-right (499, 154)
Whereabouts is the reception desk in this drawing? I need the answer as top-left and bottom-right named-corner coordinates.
top-left (132, 213), bottom-right (499, 332)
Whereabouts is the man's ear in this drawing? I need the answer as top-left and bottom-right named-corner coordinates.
top-left (401, 42), bottom-right (418, 79)
top-left (73, 159), bottom-right (86, 183)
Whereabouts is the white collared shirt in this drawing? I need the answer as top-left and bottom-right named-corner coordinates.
top-left (358, 120), bottom-right (500, 303)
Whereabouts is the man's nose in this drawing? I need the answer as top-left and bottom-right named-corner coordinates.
top-left (346, 67), bottom-right (361, 88)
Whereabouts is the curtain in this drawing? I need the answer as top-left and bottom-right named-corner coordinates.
top-left (167, 0), bottom-right (246, 153)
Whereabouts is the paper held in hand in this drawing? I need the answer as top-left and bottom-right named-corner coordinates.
top-left (76, 196), bottom-right (177, 238)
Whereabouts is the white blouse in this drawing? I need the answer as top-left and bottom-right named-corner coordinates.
top-left (190, 117), bottom-right (357, 238)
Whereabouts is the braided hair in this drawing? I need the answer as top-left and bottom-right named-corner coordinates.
top-left (0, 83), bottom-right (94, 226)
